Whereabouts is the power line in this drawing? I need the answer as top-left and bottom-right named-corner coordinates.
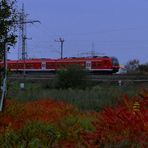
top-left (49, 26), bottom-right (148, 37)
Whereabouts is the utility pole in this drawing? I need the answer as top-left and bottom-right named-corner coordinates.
top-left (18, 4), bottom-right (40, 76)
top-left (19, 4), bottom-right (40, 60)
top-left (55, 38), bottom-right (65, 59)
top-left (91, 42), bottom-right (95, 57)
top-left (20, 4), bottom-right (26, 60)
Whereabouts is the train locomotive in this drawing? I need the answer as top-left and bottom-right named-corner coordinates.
top-left (1, 56), bottom-right (120, 74)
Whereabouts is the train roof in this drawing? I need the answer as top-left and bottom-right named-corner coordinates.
top-left (5, 56), bottom-right (115, 63)
top-left (59, 56), bottom-right (112, 62)
top-left (7, 58), bottom-right (55, 63)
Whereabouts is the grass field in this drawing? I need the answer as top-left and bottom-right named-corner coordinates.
top-left (7, 80), bottom-right (147, 111)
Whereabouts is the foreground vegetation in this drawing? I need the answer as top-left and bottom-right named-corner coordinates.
top-left (0, 89), bottom-right (148, 147)
top-left (4, 67), bottom-right (147, 147)
top-left (7, 80), bottom-right (147, 111)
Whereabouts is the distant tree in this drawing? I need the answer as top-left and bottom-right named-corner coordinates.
top-left (137, 63), bottom-right (148, 74)
top-left (125, 59), bottom-right (140, 73)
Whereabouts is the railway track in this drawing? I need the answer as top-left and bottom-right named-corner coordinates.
top-left (89, 74), bottom-right (148, 82)
top-left (8, 73), bottom-right (148, 82)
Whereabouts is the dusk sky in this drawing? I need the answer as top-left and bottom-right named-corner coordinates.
top-left (8, 0), bottom-right (148, 65)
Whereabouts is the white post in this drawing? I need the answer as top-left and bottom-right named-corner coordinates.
top-left (0, 41), bottom-right (7, 111)
top-left (118, 80), bottom-right (122, 86)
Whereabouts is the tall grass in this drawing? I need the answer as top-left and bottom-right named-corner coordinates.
top-left (7, 80), bottom-right (146, 111)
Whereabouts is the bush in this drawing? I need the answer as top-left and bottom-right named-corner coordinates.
top-left (56, 64), bottom-right (88, 89)
top-left (0, 122), bottom-right (60, 147)
top-left (82, 93), bottom-right (148, 147)
top-left (125, 59), bottom-right (139, 74)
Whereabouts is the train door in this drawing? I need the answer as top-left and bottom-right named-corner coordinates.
top-left (85, 61), bottom-right (91, 70)
top-left (41, 61), bottom-right (46, 70)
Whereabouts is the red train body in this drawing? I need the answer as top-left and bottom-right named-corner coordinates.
top-left (1, 56), bottom-right (120, 74)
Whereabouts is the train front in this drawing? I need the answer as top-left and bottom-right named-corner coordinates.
top-left (111, 57), bottom-right (120, 73)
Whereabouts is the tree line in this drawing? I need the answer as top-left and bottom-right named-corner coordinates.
top-left (124, 59), bottom-right (148, 74)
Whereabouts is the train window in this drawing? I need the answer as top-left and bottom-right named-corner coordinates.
top-left (104, 60), bottom-right (109, 65)
top-left (26, 63), bottom-right (34, 69)
top-left (47, 63), bottom-right (54, 68)
top-left (97, 62), bottom-right (102, 66)
top-left (112, 58), bottom-right (119, 66)
top-left (12, 64), bottom-right (16, 68)
top-left (60, 63), bottom-right (65, 67)
top-left (18, 63), bottom-right (22, 68)
top-left (51, 64), bottom-right (54, 67)
top-left (26, 64), bottom-right (29, 68)
top-left (31, 64), bottom-right (34, 68)
top-left (48, 63), bottom-right (52, 67)
top-left (57, 63), bottom-right (60, 67)
top-left (9, 64), bottom-right (12, 68)
top-left (92, 62), bottom-right (97, 67)
top-left (34, 63), bottom-right (40, 68)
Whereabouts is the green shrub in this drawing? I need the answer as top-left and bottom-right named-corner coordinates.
top-left (19, 122), bottom-right (60, 147)
top-left (0, 127), bottom-right (19, 147)
top-left (56, 65), bottom-right (88, 89)
top-left (0, 122), bottom-right (60, 147)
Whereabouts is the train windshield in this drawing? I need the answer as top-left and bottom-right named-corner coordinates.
top-left (112, 57), bottom-right (119, 66)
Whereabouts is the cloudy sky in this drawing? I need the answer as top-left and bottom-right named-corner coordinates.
top-left (8, 0), bottom-right (148, 65)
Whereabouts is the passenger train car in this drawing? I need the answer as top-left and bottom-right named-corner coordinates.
top-left (0, 56), bottom-right (120, 74)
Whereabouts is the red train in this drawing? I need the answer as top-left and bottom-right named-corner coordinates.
top-left (1, 56), bottom-right (120, 74)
